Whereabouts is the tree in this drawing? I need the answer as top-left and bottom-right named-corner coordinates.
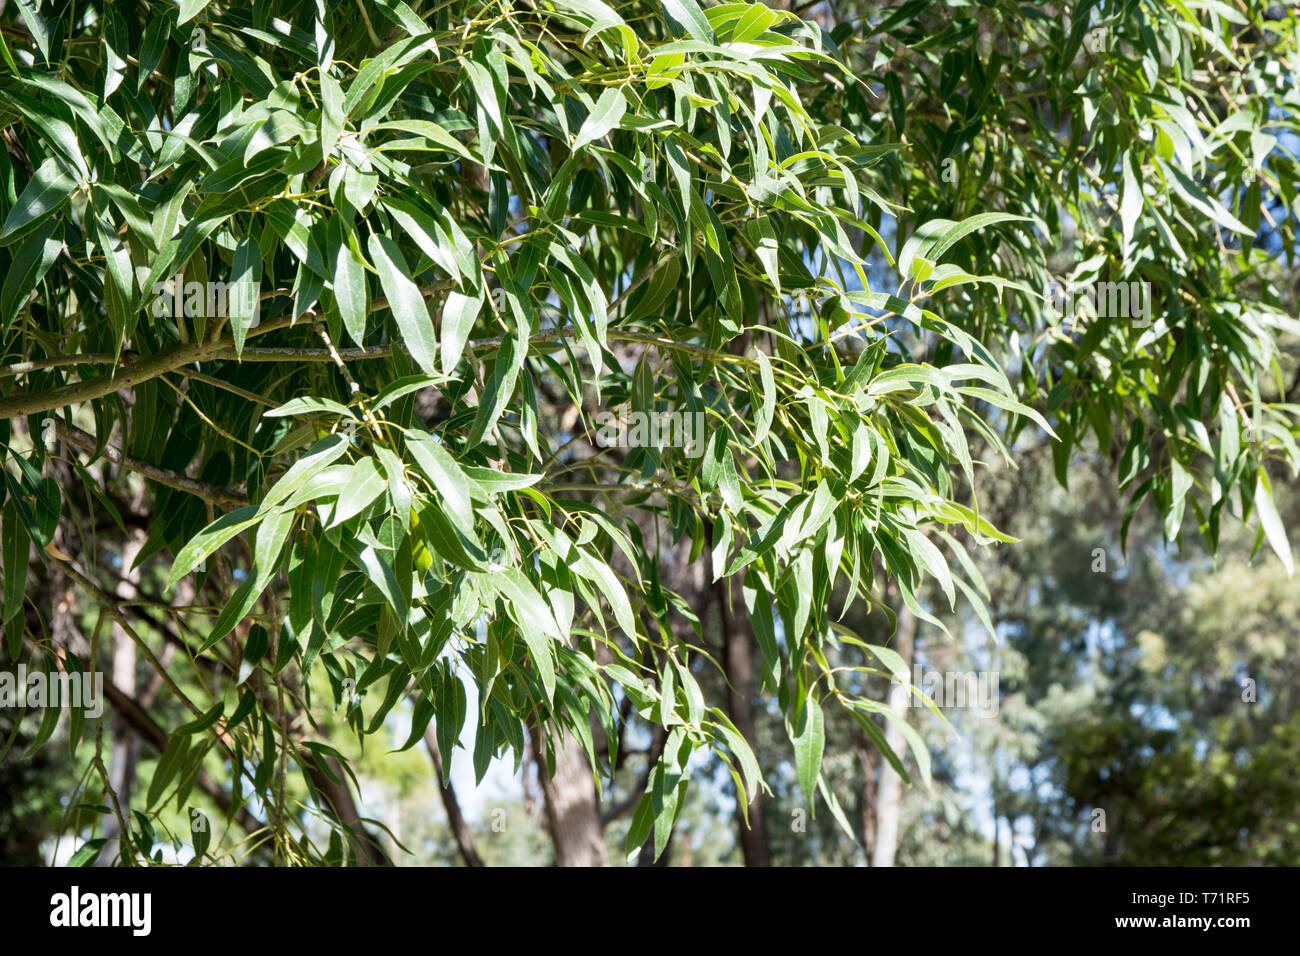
top-left (0, 0), bottom-right (1296, 865)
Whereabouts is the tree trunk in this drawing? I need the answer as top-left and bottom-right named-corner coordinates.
top-left (717, 576), bottom-right (771, 867)
top-left (871, 601), bottom-right (916, 867)
top-left (303, 752), bottom-right (391, 866)
top-left (423, 728), bottom-right (483, 866)
top-left (98, 530), bottom-right (145, 866)
top-left (857, 745), bottom-right (877, 861)
top-left (534, 725), bottom-right (607, 866)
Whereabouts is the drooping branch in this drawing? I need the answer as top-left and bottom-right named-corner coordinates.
top-left (99, 674), bottom-right (269, 840)
top-left (45, 551), bottom-right (207, 721)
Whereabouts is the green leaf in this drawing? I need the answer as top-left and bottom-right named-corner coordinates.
top-left (13, 0), bottom-right (49, 62)
top-left (178, 0), bottom-right (214, 25)
top-left (1, 218), bottom-right (62, 334)
top-left (792, 689), bottom-right (824, 802)
top-left (166, 506), bottom-right (261, 589)
top-left (174, 702), bottom-right (224, 736)
top-left (753, 348), bottom-right (775, 445)
top-left (229, 235), bottom-right (261, 356)
top-left (1253, 469), bottom-right (1294, 577)
top-left (553, 0), bottom-right (626, 38)
top-left (2, 500), bottom-right (31, 627)
top-left (440, 288), bottom-right (483, 375)
top-left (662, 0), bottom-right (716, 42)
top-left (265, 396), bottom-right (357, 420)
top-left (332, 220), bottom-right (369, 347)
top-left (368, 233), bottom-right (438, 375)
top-left (493, 568), bottom-right (562, 699)
top-left (1120, 151), bottom-right (1142, 256)
top-left (0, 158), bottom-right (75, 246)
top-left (330, 458), bottom-right (386, 527)
top-left (404, 430), bottom-right (475, 538)
top-left (898, 213), bottom-right (1034, 281)
top-left (146, 733), bottom-right (190, 810)
top-left (68, 838), bottom-right (109, 867)
top-left (573, 88), bottom-right (626, 151)
top-left (372, 374), bottom-right (444, 411)
top-left (259, 434), bottom-right (351, 514)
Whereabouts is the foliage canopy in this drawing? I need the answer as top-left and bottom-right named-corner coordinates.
top-left (0, 0), bottom-right (1296, 863)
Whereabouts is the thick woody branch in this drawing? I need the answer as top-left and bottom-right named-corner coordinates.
top-left (0, 261), bottom-right (688, 416)
top-left (0, 280), bottom-right (456, 418)
top-left (0, 312), bottom-right (299, 419)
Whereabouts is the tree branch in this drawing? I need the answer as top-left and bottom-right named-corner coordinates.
top-left (0, 280), bottom-right (456, 418)
top-left (56, 420), bottom-right (248, 508)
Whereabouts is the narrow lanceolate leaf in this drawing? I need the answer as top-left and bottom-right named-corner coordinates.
top-left (332, 225), bottom-right (369, 346)
top-left (230, 235), bottom-right (261, 356)
top-left (753, 348), bottom-right (775, 445)
top-left (404, 430), bottom-right (474, 539)
top-left (0, 158), bottom-right (76, 245)
top-left (1, 219), bottom-right (62, 334)
top-left (2, 501), bottom-right (31, 625)
top-left (850, 423), bottom-right (872, 482)
top-left (792, 689), bottom-right (825, 802)
top-left (897, 213), bottom-right (1034, 280)
top-left (177, 0), bottom-right (213, 24)
top-left (67, 839), bottom-right (108, 868)
top-left (368, 233), bottom-right (438, 375)
top-left (13, 0), bottom-right (50, 62)
top-left (468, 329), bottom-right (524, 448)
top-left (329, 459), bottom-right (386, 527)
top-left (662, 0), bottom-right (716, 42)
top-left (320, 69), bottom-right (344, 154)
top-left (167, 506), bottom-right (260, 588)
top-left (1120, 151), bottom-right (1142, 257)
top-left (265, 396), bottom-right (356, 420)
top-left (145, 733), bottom-right (190, 810)
top-left (553, 0), bottom-right (625, 37)
top-left (258, 434), bottom-right (351, 514)
top-left (440, 288), bottom-right (482, 375)
top-left (493, 569), bottom-right (561, 698)
top-left (1254, 470), bottom-right (1294, 577)
top-left (573, 88), bottom-right (626, 151)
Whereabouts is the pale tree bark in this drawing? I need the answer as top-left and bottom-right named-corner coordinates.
top-left (533, 724), bottom-right (607, 866)
top-left (871, 601), bottom-right (916, 868)
top-left (97, 529), bottom-right (146, 866)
